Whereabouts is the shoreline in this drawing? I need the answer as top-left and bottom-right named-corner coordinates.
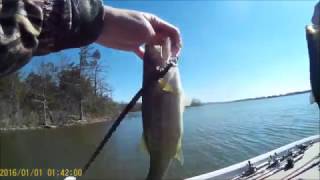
top-left (0, 116), bottom-right (114, 132)
top-left (0, 91), bottom-right (311, 132)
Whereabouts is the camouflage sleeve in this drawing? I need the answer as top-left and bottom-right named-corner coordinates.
top-left (0, 0), bottom-right (104, 77)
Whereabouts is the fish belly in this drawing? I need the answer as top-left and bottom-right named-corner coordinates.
top-left (142, 84), bottom-right (182, 156)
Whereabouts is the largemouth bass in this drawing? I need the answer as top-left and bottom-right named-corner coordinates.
top-left (306, 25), bottom-right (320, 109)
top-left (142, 38), bottom-right (185, 180)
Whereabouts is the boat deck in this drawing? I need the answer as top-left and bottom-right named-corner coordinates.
top-left (244, 142), bottom-right (320, 180)
top-left (186, 135), bottom-right (320, 180)
top-left (266, 142), bottom-right (319, 180)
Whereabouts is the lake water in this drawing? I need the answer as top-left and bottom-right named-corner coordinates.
top-left (0, 93), bottom-right (319, 180)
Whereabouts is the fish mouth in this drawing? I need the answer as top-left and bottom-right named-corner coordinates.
top-left (144, 38), bottom-right (177, 69)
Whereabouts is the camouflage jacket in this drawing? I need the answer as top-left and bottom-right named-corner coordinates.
top-left (0, 0), bottom-right (104, 77)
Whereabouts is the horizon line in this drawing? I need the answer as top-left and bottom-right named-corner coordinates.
top-left (203, 89), bottom-right (311, 105)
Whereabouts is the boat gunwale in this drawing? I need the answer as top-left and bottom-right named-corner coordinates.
top-left (185, 135), bottom-right (320, 180)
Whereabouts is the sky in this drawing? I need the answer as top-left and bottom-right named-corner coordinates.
top-left (26, 0), bottom-right (318, 103)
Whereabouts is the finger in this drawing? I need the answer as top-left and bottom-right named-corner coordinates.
top-left (149, 32), bottom-right (167, 45)
top-left (134, 46), bottom-right (145, 60)
top-left (142, 13), bottom-right (182, 55)
top-left (151, 32), bottom-right (181, 57)
top-left (153, 18), bottom-right (182, 49)
top-left (172, 46), bottom-right (181, 57)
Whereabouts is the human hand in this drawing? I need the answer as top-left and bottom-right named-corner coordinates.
top-left (96, 6), bottom-right (182, 59)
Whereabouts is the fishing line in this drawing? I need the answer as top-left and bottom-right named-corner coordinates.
top-left (82, 58), bottom-right (177, 176)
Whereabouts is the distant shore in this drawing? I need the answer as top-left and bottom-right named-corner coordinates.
top-left (0, 90), bottom-right (312, 132)
top-left (202, 90), bottom-right (311, 106)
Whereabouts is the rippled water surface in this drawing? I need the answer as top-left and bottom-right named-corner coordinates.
top-left (0, 93), bottom-right (319, 180)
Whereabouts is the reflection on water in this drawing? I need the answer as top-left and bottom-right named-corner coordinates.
top-left (0, 93), bottom-right (319, 180)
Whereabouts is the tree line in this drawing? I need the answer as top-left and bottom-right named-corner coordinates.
top-left (0, 46), bottom-right (120, 128)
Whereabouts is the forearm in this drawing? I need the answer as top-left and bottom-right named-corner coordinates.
top-left (0, 0), bottom-right (105, 77)
top-left (96, 6), bottom-right (154, 51)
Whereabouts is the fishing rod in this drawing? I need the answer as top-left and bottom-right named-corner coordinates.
top-left (82, 57), bottom-right (178, 176)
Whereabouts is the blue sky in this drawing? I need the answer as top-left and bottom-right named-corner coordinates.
top-left (27, 0), bottom-right (318, 102)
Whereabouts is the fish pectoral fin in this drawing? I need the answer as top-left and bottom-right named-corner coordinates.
top-left (174, 138), bottom-right (184, 165)
top-left (158, 79), bottom-right (175, 93)
top-left (174, 148), bottom-right (184, 165)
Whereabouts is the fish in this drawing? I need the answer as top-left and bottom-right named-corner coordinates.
top-left (306, 24), bottom-right (320, 109)
top-left (141, 38), bottom-right (185, 180)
